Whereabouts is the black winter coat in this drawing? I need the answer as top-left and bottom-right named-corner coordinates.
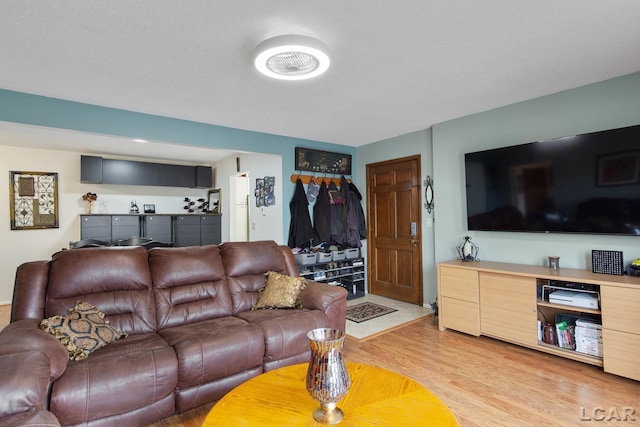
top-left (288, 179), bottom-right (314, 248)
top-left (313, 181), bottom-right (331, 243)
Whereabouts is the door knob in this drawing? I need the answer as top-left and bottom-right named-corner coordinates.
top-left (410, 238), bottom-right (419, 245)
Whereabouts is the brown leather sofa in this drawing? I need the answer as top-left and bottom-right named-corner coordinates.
top-left (0, 240), bottom-right (347, 427)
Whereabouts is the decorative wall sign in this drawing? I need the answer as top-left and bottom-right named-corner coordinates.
top-left (10, 171), bottom-right (59, 230)
top-left (423, 176), bottom-right (434, 213)
top-left (295, 147), bottom-right (352, 175)
top-left (255, 176), bottom-right (276, 207)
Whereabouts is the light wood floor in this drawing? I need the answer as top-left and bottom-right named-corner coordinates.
top-left (0, 305), bottom-right (9, 330)
top-left (2, 306), bottom-right (637, 426)
top-left (150, 317), bottom-right (639, 427)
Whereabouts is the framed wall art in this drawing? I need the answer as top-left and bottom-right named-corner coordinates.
top-left (9, 171), bottom-right (59, 230)
top-left (255, 176), bottom-right (276, 207)
top-left (295, 147), bottom-right (352, 175)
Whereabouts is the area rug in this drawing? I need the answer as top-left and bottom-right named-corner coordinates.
top-left (346, 302), bottom-right (397, 323)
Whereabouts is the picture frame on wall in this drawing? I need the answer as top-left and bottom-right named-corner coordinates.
top-left (295, 147), bottom-right (352, 175)
top-left (9, 171), bottom-right (59, 230)
top-left (254, 176), bottom-right (276, 207)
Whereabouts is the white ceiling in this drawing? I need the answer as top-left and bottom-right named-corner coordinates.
top-left (1, 1), bottom-right (640, 161)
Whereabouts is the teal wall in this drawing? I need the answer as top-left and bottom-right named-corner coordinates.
top-left (357, 71), bottom-right (640, 301)
top-left (0, 89), bottom-right (357, 242)
top-left (432, 71), bottom-right (640, 276)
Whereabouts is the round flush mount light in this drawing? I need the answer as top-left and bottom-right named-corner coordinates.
top-left (254, 35), bottom-right (330, 81)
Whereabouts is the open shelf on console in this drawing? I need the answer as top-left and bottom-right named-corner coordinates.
top-left (536, 340), bottom-right (603, 365)
top-left (536, 300), bottom-right (601, 315)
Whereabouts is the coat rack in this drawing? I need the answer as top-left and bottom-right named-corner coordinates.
top-left (289, 174), bottom-right (351, 186)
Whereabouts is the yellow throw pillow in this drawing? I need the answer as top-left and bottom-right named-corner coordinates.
top-left (40, 301), bottom-right (127, 361)
top-left (253, 271), bottom-right (307, 310)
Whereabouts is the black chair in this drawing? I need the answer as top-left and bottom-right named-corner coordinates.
top-left (117, 236), bottom-right (153, 246)
top-left (117, 236), bottom-right (174, 249)
top-left (69, 239), bottom-right (110, 249)
top-left (144, 241), bottom-right (174, 249)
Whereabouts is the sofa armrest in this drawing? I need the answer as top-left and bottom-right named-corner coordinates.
top-left (300, 281), bottom-right (348, 331)
top-left (12, 260), bottom-right (50, 322)
top-left (0, 410), bottom-right (60, 427)
top-left (0, 351), bottom-right (61, 427)
top-left (0, 319), bottom-right (69, 380)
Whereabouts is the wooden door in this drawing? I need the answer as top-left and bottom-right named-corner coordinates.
top-left (367, 156), bottom-right (422, 304)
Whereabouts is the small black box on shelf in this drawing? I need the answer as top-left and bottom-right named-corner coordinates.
top-left (591, 250), bottom-right (623, 275)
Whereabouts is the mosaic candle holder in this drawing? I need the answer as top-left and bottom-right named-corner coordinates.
top-left (306, 328), bottom-right (351, 424)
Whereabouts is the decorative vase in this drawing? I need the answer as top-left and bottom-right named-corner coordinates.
top-left (87, 201), bottom-right (93, 214)
top-left (306, 328), bottom-right (350, 425)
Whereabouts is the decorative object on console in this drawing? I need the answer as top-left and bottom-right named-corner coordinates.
top-left (424, 175), bottom-right (434, 214)
top-left (129, 201), bottom-right (139, 214)
top-left (143, 204), bottom-right (156, 214)
top-left (592, 250), bottom-right (623, 275)
top-left (456, 236), bottom-right (479, 262)
top-left (628, 259), bottom-right (640, 277)
top-left (82, 192), bottom-right (98, 214)
top-left (306, 328), bottom-right (350, 425)
top-left (548, 256), bottom-right (560, 270)
top-left (207, 189), bottom-right (221, 213)
top-left (10, 171), bottom-right (59, 230)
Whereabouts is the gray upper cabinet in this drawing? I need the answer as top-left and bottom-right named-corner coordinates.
top-left (81, 155), bottom-right (212, 188)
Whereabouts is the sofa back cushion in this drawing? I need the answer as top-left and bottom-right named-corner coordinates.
top-left (149, 245), bottom-right (233, 330)
top-left (46, 247), bottom-right (157, 335)
top-left (220, 241), bottom-right (299, 313)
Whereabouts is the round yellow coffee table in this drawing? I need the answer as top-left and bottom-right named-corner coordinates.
top-left (202, 362), bottom-right (459, 426)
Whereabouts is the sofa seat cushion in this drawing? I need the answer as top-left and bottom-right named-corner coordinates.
top-left (159, 316), bottom-right (265, 389)
top-left (235, 309), bottom-right (329, 370)
top-left (49, 333), bottom-right (177, 426)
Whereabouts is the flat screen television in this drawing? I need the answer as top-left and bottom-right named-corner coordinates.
top-left (464, 124), bottom-right (640, 236)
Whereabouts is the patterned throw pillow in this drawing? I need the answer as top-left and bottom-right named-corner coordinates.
top-left (252, 271), bottom-right (307, 310)
top-left (40, 301), bottom-right (127, 361)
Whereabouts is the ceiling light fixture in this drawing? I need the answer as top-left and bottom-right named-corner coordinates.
top-left (254, 35), bottom-right (330, 81)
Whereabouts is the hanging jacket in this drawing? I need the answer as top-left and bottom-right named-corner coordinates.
top-left (288, 178), bottom-right (314, 248)
top-left (349, 182), bottom-right (367, 239)
top-left (313, 181), bottom-right (331, 244)
top-left (328, 181), bottom-right (346, 245)
top-left (341, 176), bottom-right (362, 248)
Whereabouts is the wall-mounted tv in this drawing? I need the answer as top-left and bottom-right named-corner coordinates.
top-left (464, 124), bottom-right (640, 236)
